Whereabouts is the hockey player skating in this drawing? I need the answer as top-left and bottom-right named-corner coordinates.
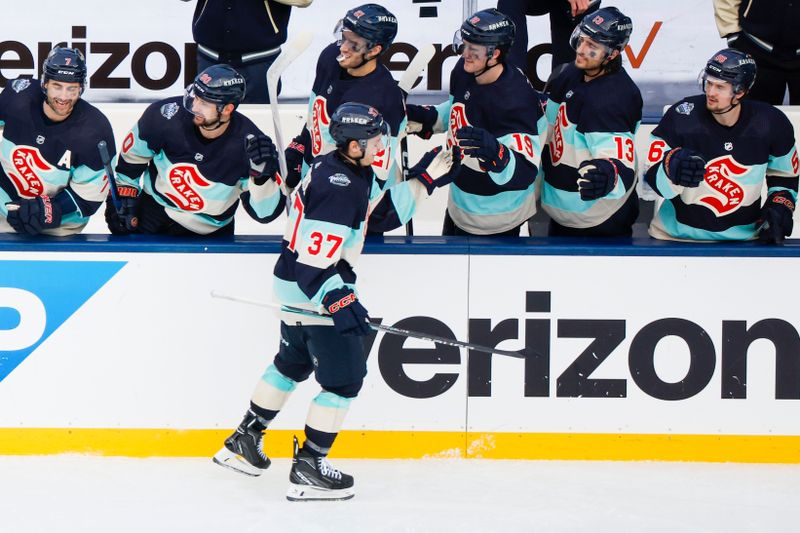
top-left (406, 8), bottom-right (544, 236)
top-left (540, 6), bottom-right (643, 237)
top-left (213, 102), bottom-right (460, 501)
top-left (0, 47), bottom-right (115, 236)
top-left (644, 48), bottom-right (798, 243)
top-left (104, 64), bottom-right (283, 236)
top-left (283, 4), bottom-right (405, 193)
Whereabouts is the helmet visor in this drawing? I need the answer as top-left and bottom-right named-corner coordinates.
top-left (698, 71), bottom-right (737, 97)
top-left (334, 19), bottom-right (369, 52)
top-left (569, 27), bottom-right (612, 58)
top-left (453, 30), bottom-right (493, 59)
top-left (182, 84), bottom-right (220, 120)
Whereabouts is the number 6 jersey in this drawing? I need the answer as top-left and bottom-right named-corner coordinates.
top-left (644, 94), bottom-right (798, 241)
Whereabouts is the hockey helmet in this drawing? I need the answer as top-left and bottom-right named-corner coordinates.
top-left (41, 47), bottom-right (87, 93)
top-left (335, 4), bottom-right (398, 53)
top-left (183, 64), bottom-right (246, 115)
top-left (700, 48), bottom-right (757, 95)
top-left (569, 7), bottom-right (633, 55)
top-left (330, 102), bottom-right (389, 152)
top-left (453, 9), bottom-right (515, 58)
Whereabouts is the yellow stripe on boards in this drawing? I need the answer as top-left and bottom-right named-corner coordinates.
top-left (0, 429), bottom-right (798, 463)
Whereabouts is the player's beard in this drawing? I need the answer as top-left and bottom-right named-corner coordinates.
top-left (193, 112), bottom-right (225, 131)
top-left (45, 95), bottom-right (77, 118)
top-left (706, 95), bottom-right (736, 114)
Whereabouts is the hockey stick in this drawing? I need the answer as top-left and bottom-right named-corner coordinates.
top-left (210, 291), bottom-right (528, 359)
top-left (397, 45), bottom-right (436, 236)
top-left (267, 31), bottom-right (313, 180)
top-left (97, 141), bottom-right (121, 209)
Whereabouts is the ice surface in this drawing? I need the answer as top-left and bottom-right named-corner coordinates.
top-left (0, 456), bottom-right (797, 532)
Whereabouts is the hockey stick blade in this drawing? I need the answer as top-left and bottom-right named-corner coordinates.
top-left (98, 140), bottom-right (121, 209)
top-left (398, 45), bottom-right (435, 96)
top-left (267, 31), bottom-right (313, 179)
top-left (210, 291), bottom-right (529, 359)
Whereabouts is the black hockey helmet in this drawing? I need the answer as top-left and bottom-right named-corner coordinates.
top-left (701, 48), bottom-right (757, 95)
top-left (330, 102), bottom-right (389, 152)
top-left (453, 9), bottom-right (516, 58)
top-left (570, 7), bottom-right (633, 54)
top-left (336, 4), bottom-right (398, 53)
top-left (41, 47), bottom-right (87, 92)
top-left (184, 64), bottom-right (246, 114)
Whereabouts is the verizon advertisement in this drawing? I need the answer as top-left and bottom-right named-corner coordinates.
top-left (4, 0), bottom-right (725, 116)
top-left (0, 250), bottom-right (797, 440)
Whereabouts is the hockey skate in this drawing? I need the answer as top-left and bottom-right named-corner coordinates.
top-left (212, 410), bottom-right (271, 476)
top-left (286, 436), bottom-right (354, 501)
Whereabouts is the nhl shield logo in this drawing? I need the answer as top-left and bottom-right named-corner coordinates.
top-left (35, 135), bottom-right (45, 145)
top-left (464, 90), bottom-right (470, 101)
top-left (194, 153), bottom-right (204, 162)
top-left (698, 155), bottom-right (747, 215)
top-left (724, 142), bottom-right (733, 151)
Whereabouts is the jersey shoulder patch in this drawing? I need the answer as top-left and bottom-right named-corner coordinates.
top-left (160, 102), bottom-right (180, 119)
top-left (12, 78), bottom-right (31, 93)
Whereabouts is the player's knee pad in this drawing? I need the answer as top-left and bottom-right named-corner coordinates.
top-left (322, 380), bottom-right (363, 399)
top-left (251, 364), bottom-right (297, 411)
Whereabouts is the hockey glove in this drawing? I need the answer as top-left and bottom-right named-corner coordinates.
top-left (409, 146), bottom-right (462, 195)
top-left (757, 191), bottom-right (795, 244)
top-left (104, 185), bottom-right (139, 235)
top-left (245, 134), bottom-right (280, 186)
top-left (664, 147), bottom-right (706, 187)
top-left (455, 125), bottom-right (510, 173)
top-left (406, 104), bottom-right (437, 140)
top-left (6, 195), bottom-right (62, 236)
top-left (577, 159), bottom-right (618, 201)
top-left (284, 137), bottom-right (306, 188)
top-left (322, 288), bottom-right (371, 337)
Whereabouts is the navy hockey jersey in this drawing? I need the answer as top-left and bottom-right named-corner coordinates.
top-left (541, 64), bottom-right (642, 234)
top-left (644, 95), bottom-right (799, 241)
top-left (0, 78), bottom-right (115, 235)
top-left (273, 151), bottom-right (426, 324)
top-left (115, 96), bottom-right (284, 235)
top-left (425, 59), bottom-right (544, 234)
top-left (295, 43), bottom-right (406, 185)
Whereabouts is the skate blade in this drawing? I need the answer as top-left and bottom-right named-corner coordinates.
top-left (212, 447), bottom-right (265, 477)
top-left (286, 482), bottom-right (355, 502)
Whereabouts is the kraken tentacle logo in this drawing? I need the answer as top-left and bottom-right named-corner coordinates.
top-left (311, 96), bottom-right (330, 157)
top-left (698, 155), bottom-right (747, 215)
top-left (549, 104), bottom-right (569, 165)
top-left (164, 163), bottom-right (212, 211)
top-left (447, 103), bottom-right (469, 149)
top-left (8, 146), bottom-right (53, 198)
